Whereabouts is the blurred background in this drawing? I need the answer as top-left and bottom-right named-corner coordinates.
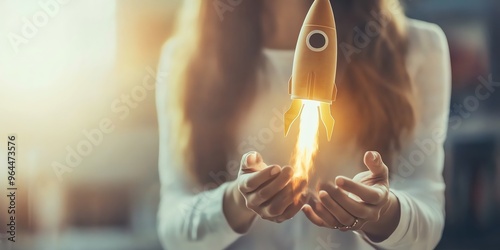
top-left (0, 0), bottom-right (498, 249)
top-left (405, 0), bottom-right (500, 249)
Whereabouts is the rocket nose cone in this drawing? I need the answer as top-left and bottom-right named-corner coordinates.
top-left (304, 0), bottom-right (336, 28)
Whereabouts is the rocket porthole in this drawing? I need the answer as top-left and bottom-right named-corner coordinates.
top-left (306, 30), bottom-right (328, 52)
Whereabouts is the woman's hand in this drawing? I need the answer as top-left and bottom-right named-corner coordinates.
top-left (302, 151), bottom-right (400, 241)
top-left (238, 152), bottom-right (307, 222)
top-left (224, 151), bottom-right (307, 233)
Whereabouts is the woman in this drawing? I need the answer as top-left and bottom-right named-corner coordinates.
top-left (157, 0), bottom-right (451, 249)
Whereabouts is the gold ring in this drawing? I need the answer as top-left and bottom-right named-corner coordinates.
top-left (340, 218), bottom-right (359, 230)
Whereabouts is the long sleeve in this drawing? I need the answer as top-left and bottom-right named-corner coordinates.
top-left (360, 21), bottom-right (451, 249)
top-left (156, 41), bottom-right (242, 250)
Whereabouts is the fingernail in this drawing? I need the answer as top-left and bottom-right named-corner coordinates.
top-left (336, 178), bottom-right (344, 186)
top-left (319, 190), bottom-right (328, 198)
top-left (246, 152), bottom-right (256, 166)
top-left (270, 166), bottom-right (281, 176)
top-left (371, 151), bottom-right (378, 161)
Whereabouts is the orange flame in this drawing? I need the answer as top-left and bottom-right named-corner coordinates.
top-left (290, 100), bottom-right (321, 193)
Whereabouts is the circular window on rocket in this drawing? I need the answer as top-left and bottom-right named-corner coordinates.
top-left (306, 30), bottom-right (328, 52)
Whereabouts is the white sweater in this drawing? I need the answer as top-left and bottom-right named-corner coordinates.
top-left (156, 19), bottom-right (451, 250)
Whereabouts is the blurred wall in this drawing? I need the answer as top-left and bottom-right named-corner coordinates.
top-left (406, 0), bottom-right (500, 249)
top-left (0, 0), bottom-right (181, 249)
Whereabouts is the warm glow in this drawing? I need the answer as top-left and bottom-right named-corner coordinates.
top-left (291, 100), bottom-right (321, 186)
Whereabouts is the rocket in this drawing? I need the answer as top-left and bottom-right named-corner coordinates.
top-left (284, 0), bottom-right (338, 141)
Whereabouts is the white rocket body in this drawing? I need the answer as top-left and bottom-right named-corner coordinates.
top-left (284, 0), bottom-right (338, 141)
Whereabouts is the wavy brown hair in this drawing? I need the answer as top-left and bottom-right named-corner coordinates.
top-left (164, 0), bottom-right (415, 185)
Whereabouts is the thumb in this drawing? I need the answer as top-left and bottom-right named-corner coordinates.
top-left (240, 151), bottom-right (266, 173)
top-left (363, 151), bottom-right (388, 177)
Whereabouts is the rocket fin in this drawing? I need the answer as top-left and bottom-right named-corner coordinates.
top-left (284, 99), bottom-right (303, 137)
top-left (319, 103), bottom-right (335, 141)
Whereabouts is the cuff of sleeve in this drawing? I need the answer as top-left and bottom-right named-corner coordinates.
top-left (203, 182), bottom-right (252, 244)
top-left (356, 189), bottom-right (411, 249)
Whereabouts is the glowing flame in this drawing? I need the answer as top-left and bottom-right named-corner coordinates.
top-left (291, 100), bottom-right (321, 186)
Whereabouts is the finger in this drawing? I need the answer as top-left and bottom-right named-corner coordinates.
top-left (302, 205), bottom-right (328, 227)
top-left (271, 194), bottom-right (307, 223)
top-left (247, 167), bottom-right (294, 205)
top-left (309, 199), bottom-right (341, 228)
top-left (240, 151), bottom-right (266, 172)
top-left (335, 176), bottom-right (387, 205)
top-left (320, 187), bottom-right (370, 222)
top-left (319, 190), bottom-right (358, 227)
top-left (239, 165), bottom-right (281, 193)
top-left (261, 179), bottom-right (307, 217)
top-left (363, 151), bottom-right (388, 177)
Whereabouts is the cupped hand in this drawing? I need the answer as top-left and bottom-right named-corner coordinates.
top-left (237, 151), bottom-right (307, 223)
top-left (302, 151), bottom-right (392, 231)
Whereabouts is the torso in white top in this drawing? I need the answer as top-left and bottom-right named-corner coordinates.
top-left (156, 18), bottom-right (451, 250)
